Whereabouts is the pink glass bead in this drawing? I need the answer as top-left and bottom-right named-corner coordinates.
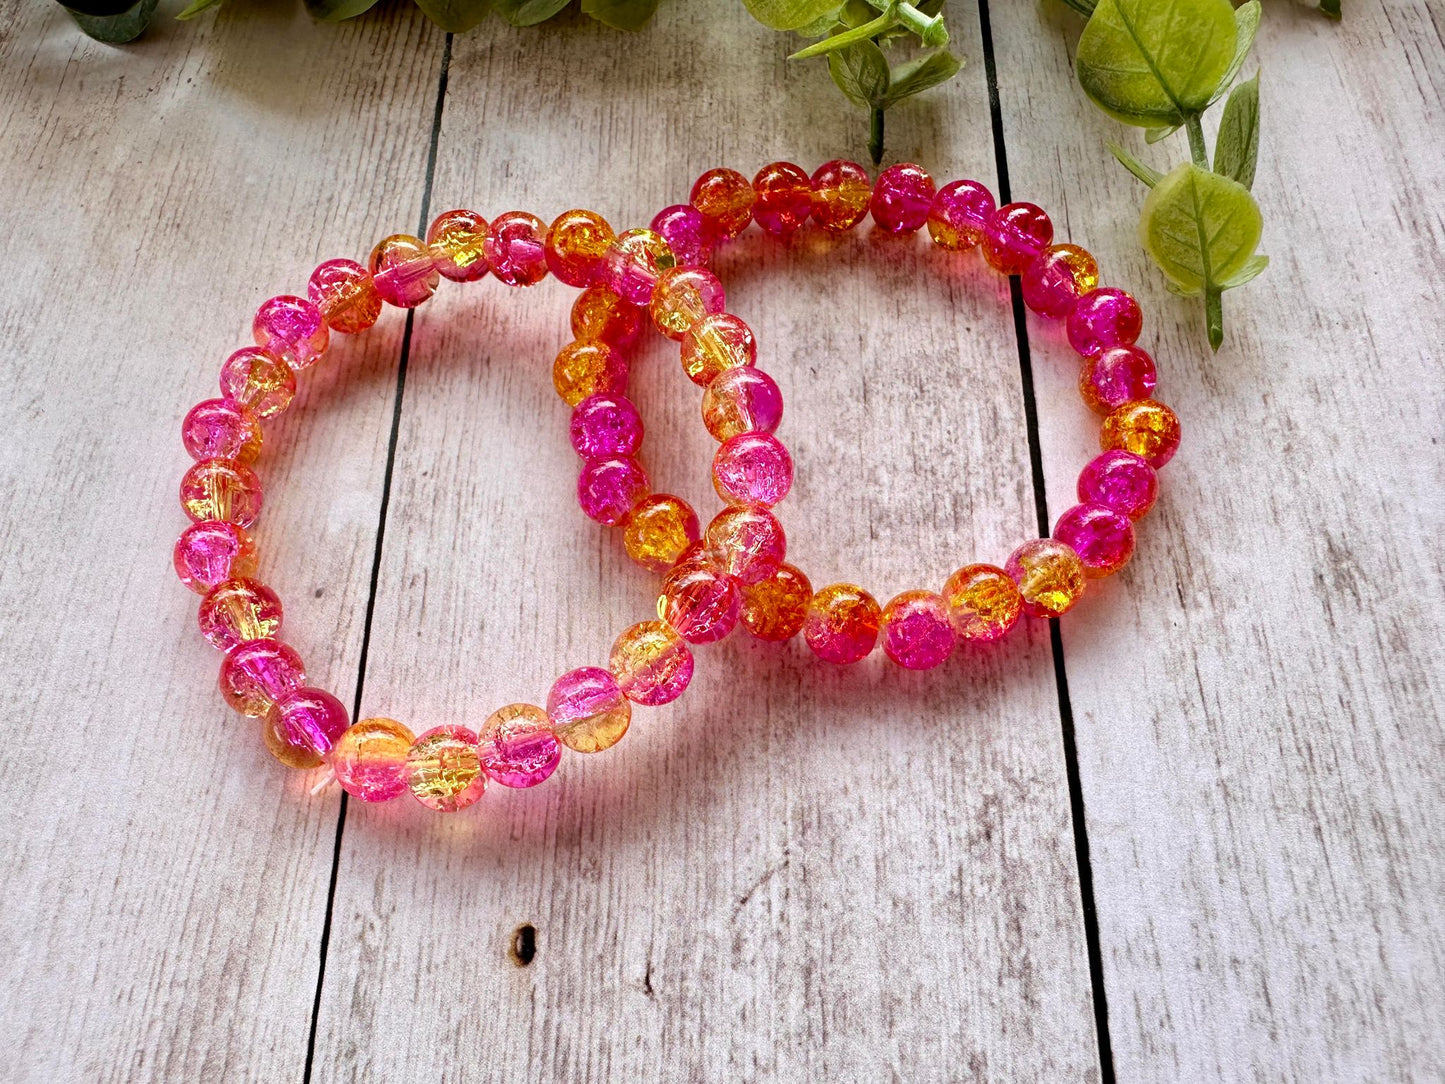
top-left (571, 285), bottom-right (643, 348)
top-left (369, 234), bottom-right (439, 308)
top-left (927, 179), bottom-right (996, 250)
top-left (605, 228), bottom-right (676, 305)
top-left (484, 211), bottom-right (550, 287)
top-left (253, 295), bottom-right (329, 371)
top-left (659, 562), bottom-right (742, 644)
top-left (810, 159), bottom-right (872, 232)
top-left (610, 620), bottom-right (695, 706)
top-left (650, 204), bottom-right (712, 268)
top-left (1080, 345), bottom-right (1158, 412)
top-left (182, 399), bottom-right (261, 463)
top-left (982, 203), bottom-right (1054, 276)
top-left (701, 367), bottom-right (783, 441)
top-left (1053, 502), bottom-right (1136, 577)
top-left (219, 637), bottom-right (305, 717)
top-left (1077, 450), bottom-right (1159, 521)
top-left (478, 704), bottom-right (561, 788)
top-left (1021, 244), bottom-right (1100, 318)
top-left (870, 163), bottom-right (936, 234)
top-left (180, 458), bottom-right (262, 527)
top-left (713, 432), bottom-right (793, 507)
top-left (880, 590), bottom-right (956, 670)
top-left (803, 583), bottom-right (881, 664)
top-left (174, 521), bottom-right (258, 594)
top-left (331, 717), bottom-right (414, 803)
top-left (219, 347), bottom-right (295, 419)
top-left (547, 667), bottom-right (630, 753)
top-left (569, 393), bottom-right (643, 459)
top-left (578, 455), bottom-right (650, 526)
top-left (704, 504), bottom-right (786, 585)
top-left (1067, 287), bottom-right (1143, 358)
top-left (752, 161), bottom-right (813, 235)
top-left (308, 258), bottom-right (382, 334)
top-left (427, 208), bottom-right (491, 282)
top-left (650, 266), bottom-right (726, 340)
top-left (690, 168), bottom-right (755, 240)
top-left (197, 576), bottom-right (283, 651)
top-left (265, 686), bottom-right (349, 769)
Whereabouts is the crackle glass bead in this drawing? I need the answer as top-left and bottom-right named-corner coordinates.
top-left (198, 576), bottom-right (282, 651)
top-left (578, 455), bottom-right (649, 526)
top-left (1022, 244), bottom-right (1099, 318)
top-left (183, 398), bottom-right (261, 463)
top-left (1101, 399), bottom-right (1181, 468)
top-left (690, 168), bottom-right (755, 240)
top-left (740, 563), bottom-right (811, 642)
top-left (174, 521), bottom-right (258, 594)
top-left (571, 285), bottom-right (642, 348)
top-left (983, 203), bottom-right (1054, 275)
top-left (553, 340), bottom-right (628, 406)
top-left (547, 667), bottom-right (631, 753)
top-left (485, 211), bottom-right (549, 287)
top-left (1078, 450), bottom-right (1158, 521)
top-left (253, 295), bottom-right (329, 371)
top-left (702, 366), bottom-right (782, 441)
top-left (871, 163), bottom-right (935, 234)
top-left (810, 159), bottom-right (872, 232)
top-left (623, 494), bottom-right (700, 573)
top-left (1054, 502), bottom-right (1136, 577)
top-left (331, 717), bottom-right (414, 803)
top-left (610, 620), bottom-right (694, 705)
top-left (570, 393), bottom-right (643, 458)
top-left (659, 562), bottom-right (741, 644)
top-left (650, 266), bottom-right (725, 339)
top-left (369, 234), bottom-right (439, 308)
top-left (1006, 539), bottom-right (1086, 619)
top-left (1081, 345), bottom-right (1157, 412)
top-left (263, 686), bottom-right (349, 770)
top-left (407, 725), bottom-right (486, 811)
top-left (427, 208), bottom-right (490, 282)
top-left (704, 504), bottom-right (785, 585)
top-left (219, 638), bottom-right (305, 717)
top-left (803, 583), bottom-right (881, 664)
top-left (881, 591), bottom-right (955, 670)
top-left (219, 347), bottom-right (295, 419)
top-left (943, 564), bottom-right (1022, 643)
top-left (752, 161), bottom-right (813, 235)
top-left (181, 458), bottom-right (262, 526)
top-left (605, 228), bottom-right (675, 305)
top-left (546, 208), bottom-right (615, 287)
top-left (927, 179), bottom-right (995, 250)
top-left (681, 312), bottom-right (756, 387)
top-left (650, 204), bottom-right (712, 267)
top-left (713, 432), bottom-right (793, 507)
top-left (1067, 287), bottom-right (1143, 358)
top-left (308, 259), bottom-right (382, 334)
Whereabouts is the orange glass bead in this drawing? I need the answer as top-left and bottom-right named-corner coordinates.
top-left (219, 347), bottom-right (295, 419)
top-left (690, 168), bottom-right (755, 239)
top-left (623, 494), bottom-right (700, 573)
top-left (810, 159), bottom-right (872, 232)
top-left (1006, 539), bottom-right (1086, 619)
top-left (308, 259), bottom-right (383, 334)
top-left (426, 209), bottom-right (490, 282)
top-left (546, 208), bottom-right (616, 287)
top-left (571, 284), bottom-right (642, 348)
top-left (197, 576), bottom-right (282, 651)
top-left (942, 563), bottom-right (1022, 642)
top-left (650, 266), bottom-right (725, 340)
top-left (180, 458), bottom-right (262, 526)
top-left (332, 717), bottom-right (414, 802)
top-left (752, 161), bottom-right (813, 235)
top-left (803, 583), bottom-right (882, 665)
top-left (406, 725), bottom-right (486, 812)
top-left (553, 340), bottom-right (628, 406)
top-left (680, 312), bottom-right (756, 387)
top-left (609, 620), bottom-right (694, 705)
top-left (740, 563), bottom-right (812, 641)
top-left (1101, 399), bottom-right (1181, 468)
top-left (369, 233), bottom-right (439, 308)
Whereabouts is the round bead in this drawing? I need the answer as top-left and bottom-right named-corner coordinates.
top-left (1006, 539), bottom-right (1086, 619)
top-left (1021, 244), bottom-right (1099, 318)
top-left (553, 340), bottom-right (628, 407)
top-left (571, 285), bottom-right (642, 348)
top-left (871, 163), bottom-right (936, 234)
top-left (702, 367), bottom-right (783, 442)
top-left (881, 590), bottom-right (955, 670)
top-left (426, 208), bottom-right (490, 282)
top-left (650, 266), bottom-right (725, 339)
top-left (308, 259), bottom-right (382, 334)
top-left (752, 161), bottom-right (813, 235)
top-left (182, 398), bottom-right (261, 463)
top-left (704, 504), bottom-right (786, 585)
top-left (547, 667), bottom-right (631, 753)
top-left (174, 521), bottom-right (258, 594)
top-left (623, 494), bottom-right (700, 573)
top-left (690, 168), bottom-right (755, 240)
top-left (577, 455), bottom-right (649, 526)
top-left (219, 347), bottom-right (295, 419)
top-left (1101, 399), bottom-right (1181, 468)
top-left (927, 179), bottom-right (996, 250)
top-left (942, 563), bottom-right (1022, 643)
top-left (484, 211), bottom-right (549, 287)
top-left (369, 234), bottom-right (439, 308)
top-left (713, 432), bottom-right (793, 507)
top-left (650, 204), bottom-right (712, 267)
top-left (406, 725), bottom-right (486, 811)
top-left (982, 202), bottom-right (1054, 275)
top-left (605, 228), bottom-right (676, 305)
top-left (1081, 345), bottom-right (1158, 412)
top-left (180, 458), bottom-right (262, 526)
top-left (569, 393), bottom-right (643, 458)
top-left (658, 562), bottom-right (741, 644)
top-left (218, 638), bottom-right (305, 717)
top-left (1077, 450), bottom-right (1158, 521)
top-left (1067, 287), bottom-right (1143, 358)
top-left (740, 563), bottom-right (812, 641)
top-left (197, 576), bottom-right (282, 651)
top-left (803, 583), bottom-right (882, 665)
top-left (263, 686), bottom-right (349, 770)
top-left (810, 159), bottom-right (872, 232)
top-left (331, 717), bottom-right (414, 803)
top-left (546, 208), bottom-right (615, 287)
top-left (609, 620), bottom-right (694, 706)
top-left (1054, 503), bottom-right (1136, 577)
top-left (680, 312), bottom-right (757, 387)
top-left (477, 704), bottom-right (560, 788)
top-left (253, 295), bottom-right (329, 371)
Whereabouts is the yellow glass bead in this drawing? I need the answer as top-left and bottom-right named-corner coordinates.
top-left (740, 563), bottom-right (812, 642)
top-left (546, 208), bottom-right (616, 288)
top-left (680, 313), bottom-right (756, 387)
top-left (426, 209), bottom-right (490, 282)
top-left (1100, 399), bottom-right (1182, 468)
top-left (623, 494), bottom-right (701, 573)
top-left (331, 717), bottom-right (414, 802)
top-left (1005, 539), bottom-right (1086, 619)
top-left (553, 340), bottom-right (628, 407)
top-left (406, 725), bottom-right (486, 812)
top-left (180, 458), bottom-right (262, 526)
top-left (609, 620), bottom-right (694, 706)
top-left (649, 266), bottom-right (725, 340)
top-left (571, 284), bottom-right (641, 348)
top-left (942, 563), bottom-right (1022, 642)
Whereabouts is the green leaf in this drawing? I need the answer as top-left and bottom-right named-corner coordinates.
top-left (1107, 141), bottom-right (1162, 187)
top-left (1057, 0), bottom-right (1098, 14)
top-left (827, 38), bottom-right (890, 109)
top-left (1210, 0), bottom-right (1260, 104)
top-left (795, 10), bottom-right (843, 36)
top-left (582, 0), bottom-right (659, 29)
top-left (493, 0), bottom-right (569, 24)
top-left (882, 48), bottom-right (961, 105)
top-left (1319, 0), bottom-right (1340, 17)
top-left (413, 0), bottom-right (491, 31)
top-left (1139, 162), bottom-right (1263, 298)
top-left (1217, 253), bottom-right (1268, 289)
top-left (1213, 72), bottom-right (1259, 189)
top-left (791, 7), bottom-right (895, 60)
top-left (1075, 0), bottom-right (1238, 127)
top-left (743, 0), bottom-right (841, 31)
top-left (63, 0), bottom-right (158, 40)
top-left (304, 0), bottom-right (382, 21)
top-left (176, 0), bottom-right (222, 18)
top-left (1145, 124), bottom-right (1179, 143)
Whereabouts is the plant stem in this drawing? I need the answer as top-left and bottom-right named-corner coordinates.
top-left (1205, 287), bottom-right (1223, 351)
top-left (789, 5), bottom-right (897, 59)
top-left (1185, 114), bottom-right (1209, 169)
top-left (869, 106), bottom-right (885, 165)
top-left (858, 0), bottom-right (949, 45)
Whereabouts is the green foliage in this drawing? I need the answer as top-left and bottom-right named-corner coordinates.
top-left (63, 0), bottom-right (158, 40)
top-left (744, 0), bottom-right (839, 31)
top-left (581, 0), bottom-right (660, 31)
top-left (1212, 73), bottom-right (1259, 190)
top-left (301, 0), bottom-right (382, 22)
top-left (1140, 163), bottom-right (1262, 297)
top-left (413, 0), bottom-right (492, 32)
top-left (494, 0), bottom-right (571, 25)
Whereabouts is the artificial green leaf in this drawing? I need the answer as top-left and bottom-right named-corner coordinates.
top-left (176, 0), bottom-right (222, 18)
top-left (795, 10), bottom-right (844, 36)
top-left (304, 0), bottom-right (382, 21)
top-left (1213, 72), bottom-right (1259, 189)
top-left (582, 0), bottom-right (659, 30)
top-left (1108, 141), bottom-right (1162, 187)
top-left (1139, 162), bottom-right (1263, 298)
top-left (1209, 0), bottom-right (1260, 104)
top-left (1075, 0), bottom-right (1238, 127)
top-left (839, 0), bottom-right (875, 26)
top-left (1145, 124), bottom-right (1179, 143)
top-left (827, 38), bottom-right (890, 109)
top-left (1217, 253), bottom-right (1268, 289)
top-left (413, 0), bottom-right (491, 32)
top-left (791, 7), bottom-right (896, 60)
top-left (882, 49), bottom-right (961, 106)
top-left (1056, 0), bottom-right (1097, 14)
top-left (63, 0), bottom-right (157, 40)
top-left (743, 0), bottom-right (842, 31)
top-left (1319, 0), bottom-right (1340, 17)
top-left (493, 0), bottom-right (569, 24)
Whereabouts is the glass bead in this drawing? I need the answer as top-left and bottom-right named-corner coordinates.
top-left (253, 295), bottom-right (329, 371)
top-left (180, 458), bottom-right (262, 526)
top-left (1101, 399), bottom-right (1181, 468)
top-left (219, 638), bottom-right (305, 717)
top-left (569, 393), bottom-right (643, 459)
top-left (545, 208), bottom-right (615, 287)
top-left (680, 312), bottom-right (757, 387)
top-left (623, 494), bottom-right (700, 573)
top-left (547, 667), bottom-right (631, 753)
top-left (610, 620), bottom-right (694, 706)
top-left (1054, 503), bottom-right (1136, 578)
top-left (690, 168), bottom-right (755, 240)
top-left (810, 159), bottom-right (872, 233)
top-left (182, 398), bottom-right (261, 463)
top-left (982, 203), bottom-right (1054, 275)
top-left (704, 504), bottom-right (785, 585)
top-left (1021, 244), bottom-right (1099, 318)
top-left (740, 563), bottom-right (811, 641)
top-left (174, 521), bottom-right (258, 594)
top-left (553, 340), bottom-right (628, 407)
top-left (197, 576), bottom-right (283, 651)
top-left (927, 179), bottom-right (995, 250)
top-left (263, 686), bottom-right (349, 770)
top-left (752, 161), bottom-right (812, 235)
top-left (702, 366), bottom-right (783, 442)
top-left (1006, 539), bottom-right (1086, 619)
top-left (479, 704), bottom-right (561, 788)
top-left (650, 204), bottom-right (712, 267)
top-left (1080, 345), bottom-right (1157, 412)
top-left (803, 583), bottom-right (881, 664)
top-left (650, 266), bottom-right (725, 340)
top-left (426, 208), bottom-right (490, 283)
top-left (406, 725), bottom-right (486, 811)
top-left (485, 211), bottom-right (550, 287)
top-left (308, 259), bottom-right (382, 334)
top-left (942, 563), bottom-right (1022, 643)
top-left (870, 163), bottom-right (935, 234)
top-left (881, 590), bottom-right (955, 670)
top-left (1067, 287), bottom-right (1143, 358)
top-left (658, 562), bottom-right (741, 644)
top-left (578, 455), bottom-right (649, 526)
top-left (369, 234), bottom-right (439, 308)
top-left (219, 347), bottom-right (295, 419)
top-left (605, 228), bottom-right (676, 305)
top-left (331, 717), bottom-right (414, 803)
top-left (571, 285), bottom-right (642, 348)
top-left (713, 432), bottom-right (793, 507)
top-left (1077, 450), bottom-right (1158, 521)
